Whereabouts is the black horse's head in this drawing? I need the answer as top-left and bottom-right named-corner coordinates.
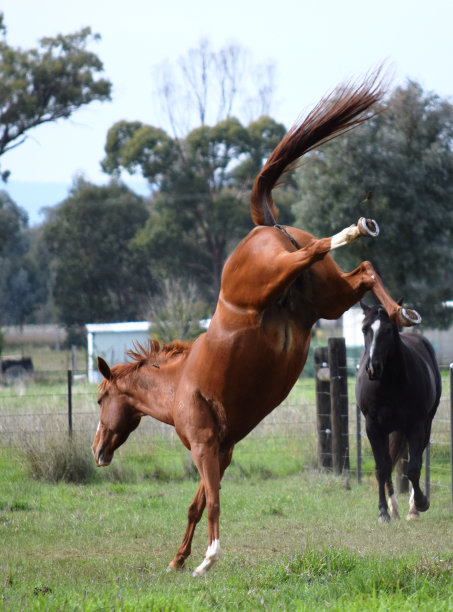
top-left (360, 301), bottom-right (399, 380)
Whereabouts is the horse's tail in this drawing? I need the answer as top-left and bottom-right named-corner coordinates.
top-left (250, 70), bottom-right (387, 226)
top-left (389, 430), bottom-right (408, 469)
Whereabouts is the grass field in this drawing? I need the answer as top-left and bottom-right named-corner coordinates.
top-left (1, 437), bottom-right (452, 611)
top-left (1, 350), bottom-right (452, 610)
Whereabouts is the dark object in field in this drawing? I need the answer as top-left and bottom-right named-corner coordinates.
top-left (1, 357), bottom-right (34, 381)
top-left (92, 72), bottom-right (421, 576)
top-left (356, 301), bottom-right (441, 522)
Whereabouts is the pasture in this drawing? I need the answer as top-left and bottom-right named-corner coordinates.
top-left (0, 371), bottom-right (452, 610)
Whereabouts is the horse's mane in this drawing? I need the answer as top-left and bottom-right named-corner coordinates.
top-left (100, 339), bottom-right (192, 389)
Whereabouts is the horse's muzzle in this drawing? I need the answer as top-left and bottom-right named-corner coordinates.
top-left (92, 444), bottom-right (111, 467)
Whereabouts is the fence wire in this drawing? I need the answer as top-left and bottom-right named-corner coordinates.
top-left (0, 368), bottom-right (451, 498)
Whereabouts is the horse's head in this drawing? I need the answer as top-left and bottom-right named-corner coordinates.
top-left (360, 301), bottom-right (398, 380)
top-left (92, 356), bottom-right (142, 466)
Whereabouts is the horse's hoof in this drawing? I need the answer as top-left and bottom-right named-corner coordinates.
top-left (399, 307), bottom-right (422, 326)
top-left (167, 560), bottom-right (185, 572)
top-left (406, 510), bottom-right (420, 520)
top-left (415, 497), bottom-right (430, 512)
top-left (378, 513), bottom-right (391, 523)
top-left (358, 217), bottom-right (379, 238)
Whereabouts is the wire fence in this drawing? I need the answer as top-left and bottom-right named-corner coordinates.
top-left (0, 363), bottom-right (451, 500)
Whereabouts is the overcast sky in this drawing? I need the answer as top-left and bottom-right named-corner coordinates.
top-left (2, 0), bottom-right (453, 223)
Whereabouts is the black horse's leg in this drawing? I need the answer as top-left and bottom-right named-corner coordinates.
top-left (366, 419), bottom-right (392, 522)
top-left (386, 476), bottom-right (400, 519)
top-left (406, 424), bottom-right (430, 513)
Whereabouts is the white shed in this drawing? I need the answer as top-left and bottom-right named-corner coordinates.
top-left (86, 321), bottom-right (151, 383)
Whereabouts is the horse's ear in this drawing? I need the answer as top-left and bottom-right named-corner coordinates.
top-left (397, 297), bottom-right (405, 306)
top-left (97, 356), bottom-right (113, 380)
top-left (360, 300), bottom-right (370, 313)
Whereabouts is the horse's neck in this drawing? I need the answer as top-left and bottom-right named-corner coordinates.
top-left (385, 335), bottom-right (406, 380)
top-left (129, 363), bottom-right (181, 426)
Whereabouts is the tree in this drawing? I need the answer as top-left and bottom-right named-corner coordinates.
top-left (154, 39), bottom-right (275, 138)
top-left (0, 13), bottom-right (111, 179)
top-left (103, 115), bottom-right (289, 300)
top-left (43, 179), bottom-right (154, 336)
top-left (0, 190), bottom-right (40, 326)
top-left (293, 81), bottom-right (453, 329)
top-left (147, 278), bottom-right (210, 343)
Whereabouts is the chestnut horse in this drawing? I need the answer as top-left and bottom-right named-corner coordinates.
top-left (92, 74), bottom-right (421, 576)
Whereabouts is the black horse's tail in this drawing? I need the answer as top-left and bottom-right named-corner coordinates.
top-left (250, 71), bottom-right (387, 226)
top-left (389, 431), bottom-right (408, 469)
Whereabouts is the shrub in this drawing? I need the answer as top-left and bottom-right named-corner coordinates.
top-left (21, 432), bottom-right (97, 484)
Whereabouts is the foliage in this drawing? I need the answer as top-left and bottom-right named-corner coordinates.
top-left (147, 277), bottom-right (210, 343)
top-left (104, 115), bottom-right (291, 300)
top-left (43, 178), bottom-right (154, 332)
top-left (0, 190), bottom-right (48, 325)
top-left (293, 81), bottom-right (453, 329)
top-left (22, 432), bottom-right (97, 483)
top-left (0, 13), bottom-right (111, 179)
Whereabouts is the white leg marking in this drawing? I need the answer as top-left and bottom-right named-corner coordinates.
top-left (388, 494), bottom-right (400, 519)
top-left (330, 224), bottom-right (361, 250)
top-left (407, 487), bottom-right (420, 520)
top-left (193, 539), bottom-right (221, 577)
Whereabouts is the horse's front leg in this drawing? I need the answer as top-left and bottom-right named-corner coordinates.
top-left (168, 446), bottom-right (233, 572)
top-left (168, 480), bottom-right (206, 571)
top-left (386, 476), bottom-right (400, 520)
top-left (190, 440), bottom-right (222, 577)
top-left (366, 420), bottom-right (392, 522)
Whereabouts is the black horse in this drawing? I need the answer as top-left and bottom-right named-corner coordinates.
top-left (356, 301), bottom-right (441, 522)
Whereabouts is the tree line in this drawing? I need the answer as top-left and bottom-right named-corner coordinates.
top-left (1, 13), bottom-right (453, 345)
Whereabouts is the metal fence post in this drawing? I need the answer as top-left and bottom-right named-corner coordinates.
top-left (425, 440), bottom-right (430, 500)
top-left (67, 369), bottom-right (73, 438)
top-left (356, 402), bottom-right (362, 484)
top-left (450, 364), bottom-right (453, 505)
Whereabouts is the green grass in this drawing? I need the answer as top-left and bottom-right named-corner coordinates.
top-left (1, 442), bottom-right (452, 611)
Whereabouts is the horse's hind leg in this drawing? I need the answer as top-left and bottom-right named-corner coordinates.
top-left (342, 262), bottom-right (421, 327)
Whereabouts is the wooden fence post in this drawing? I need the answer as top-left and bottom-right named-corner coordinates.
top-left (328, 338), bottom-right (349, 475)
top-left (314, 346), bottom-right (332, 469)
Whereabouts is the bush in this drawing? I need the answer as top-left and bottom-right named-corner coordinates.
top-left (22, 432), bottom-right (97, 484)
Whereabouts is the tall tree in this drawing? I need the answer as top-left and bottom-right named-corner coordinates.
top-left (0, 13), bottom-right (111, 179)
top-left (103, 116), bottom-right (289, 299)
top-left (154, 39), bottom-right (275, 138)
top-left (43, 179), bottom-right (154, 337)
top-left (293, 81), bottom-right (453, 329)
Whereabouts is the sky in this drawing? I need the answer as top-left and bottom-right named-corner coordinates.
top-left (2, 0), bottom-right (453, 224)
